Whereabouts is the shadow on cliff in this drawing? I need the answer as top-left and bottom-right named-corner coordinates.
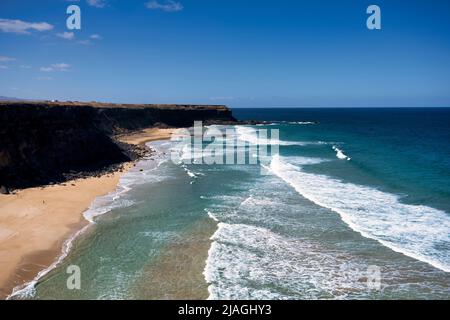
top-left (0, 102), bottom-right (237, 192)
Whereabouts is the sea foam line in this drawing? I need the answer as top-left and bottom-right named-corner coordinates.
top-left (332, 146), bottom-right (351, 161)
top-left (203, 221), bottom-right (376, 300)
top-left (265, 155), bottom-right (450, 273)
top-left (7, 223), bottom-right (91, 299)
top-left (7, 143), bottom-right (169, 299)
top-left (235, 126), bottom-right (309, 146)
top-left (7, 177), bottom-right (137, 299)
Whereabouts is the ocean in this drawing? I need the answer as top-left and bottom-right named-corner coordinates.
top-left (14, 108), bottom-right (450, 300)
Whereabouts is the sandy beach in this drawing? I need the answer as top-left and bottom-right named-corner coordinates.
top-left (0, 128), bottom-right (177, 299)
top-left (116, 128), bottom-right (176, 145)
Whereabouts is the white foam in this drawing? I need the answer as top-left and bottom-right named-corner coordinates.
top-left (8, 223), bottom-right (91, 299)
top-left (181, 165), bottom-right (205, 179)
top-left (291, 121), bottom-right (317, 125)
top-left (235, 126), bottom-right (309, 146)
top-left (269, 121), bottom-right (317, 125)
top-left (204, 222), bottom-right (373, 300)
top-left (266, 155), bottom-right (450, 272)
top-left (206, 210), bottom-right (220, 222)
top-left (83, 186), bottom-right (135, 223)
top-left (83, 144), bottom-right (169, 223)
top-left (332, 146), bottom-right (351, 161)
top-left (7, 141), bottom-right (173, 299)
top-left (283, 156), bottom-right (328, 166)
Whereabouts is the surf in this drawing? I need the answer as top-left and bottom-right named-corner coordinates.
top-left (266, 154), bottom-right (450, 273)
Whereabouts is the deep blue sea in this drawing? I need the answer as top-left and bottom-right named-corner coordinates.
top-left (17, 108), bottom-right (450, 300)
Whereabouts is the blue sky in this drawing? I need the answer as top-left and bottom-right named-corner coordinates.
top-left (1, 0), bottom-right (450, 107)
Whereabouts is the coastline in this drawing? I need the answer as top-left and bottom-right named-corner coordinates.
top-left (0, 128), bottom-right (176, 299)
top-left (118, 127), bottom-right (216, 299)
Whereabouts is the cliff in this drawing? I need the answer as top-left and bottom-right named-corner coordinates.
top-left (0, 101), bottom-right (238, 191)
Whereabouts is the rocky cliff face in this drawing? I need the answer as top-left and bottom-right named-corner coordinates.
top-left (0, 101), bottom-right (237, 191)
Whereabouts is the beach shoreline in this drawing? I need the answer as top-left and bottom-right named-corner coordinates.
top-left (0, 128), bottom-right (176, 299)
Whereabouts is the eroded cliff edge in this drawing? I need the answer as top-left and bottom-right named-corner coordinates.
top-left (0, 101), bottom-right (238, 191)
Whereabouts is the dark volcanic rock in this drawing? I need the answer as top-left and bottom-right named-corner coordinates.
top-left (0, 185), bottom-right (9, 194)
top-left (0, 101), bottom-right (238, 190)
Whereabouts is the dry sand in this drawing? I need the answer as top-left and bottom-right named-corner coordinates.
top-left (0, 128), bottom-right (177, 299)
top-left (116, 128), bottom-right (176, 145)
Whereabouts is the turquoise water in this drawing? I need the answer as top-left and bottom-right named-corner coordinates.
top-left (14, 108), bottom-right (450, 300)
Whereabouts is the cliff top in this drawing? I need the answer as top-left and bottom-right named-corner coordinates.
top-left (0, 100), bottom-right (229, 111)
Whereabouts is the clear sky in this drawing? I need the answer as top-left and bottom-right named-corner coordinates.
top-left (1, 0), bottom-right (450, 107)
